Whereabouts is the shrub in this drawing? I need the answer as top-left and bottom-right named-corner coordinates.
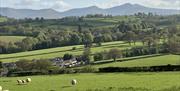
top-left (93, 52), bottom-right (103, 61)
top-left (63, 53), bottom-right (74, 60)
top-left (79, 65), bottom-right (97, 73)
top-left (72, 47), bottom-right (77, 50)
top-left (59, 68), bottom-right (75, 74)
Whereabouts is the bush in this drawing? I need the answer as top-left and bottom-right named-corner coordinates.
top-left (94, 52), bottom-right (103, 61)
top-left (72, 47), bottom-right (77, 50)
top-left (59, 68), bottom-right (75, 74)
top-left (63, 53), bottom-right (74, 60)
top-left (79, 65), bottom-right (97, 73)
top-left (99, 65), bottom-right (180, 72)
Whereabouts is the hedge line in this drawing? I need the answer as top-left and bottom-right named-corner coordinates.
top-left (99, 64), bottom-right (180, 72)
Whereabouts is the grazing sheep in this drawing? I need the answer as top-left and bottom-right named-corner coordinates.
top-left (3, 90), bottom-right (9, 91)
top-left (71, 79), bottom-right (77, 85)
top-left (17, 80), bottom-right (22, 85)
top-left (26, 78), bottom-right (31, 83)
top-left (22, 80), bottom-right (26, 84)
top-left (0, 86), bottom-right (2, 91)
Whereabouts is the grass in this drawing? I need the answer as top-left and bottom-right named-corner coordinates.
top-left (0, 72), bottom-right (180, 91)
top-left (93, 54), bottom-right (180, 68)
top-left (0, 17), bottom-right (8, 22)
top-left (0, 41), bottom-right (142, 63)
top-left (0, 36), bottom-right (26, 43)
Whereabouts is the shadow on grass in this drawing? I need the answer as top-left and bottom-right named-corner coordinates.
top-left (85, 86), bottom-right (180, 91)
top-left (62, 85), bottom-right (72, 88)
top-left (0, 80), bottom-right (12, 82)
top-left (102, 44), bottom-right (129, 49)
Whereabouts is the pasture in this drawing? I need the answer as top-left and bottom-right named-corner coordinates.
top-left (93, 54), bottom-right (180, 68)
top-left (0, 41), bottom-right (142, 63)
top-left (0, 17), bottom-right (7, 22)
top-left (0, 36), bottom-right (26, 43)
top-left (0, 72), bottom-right (180, 91)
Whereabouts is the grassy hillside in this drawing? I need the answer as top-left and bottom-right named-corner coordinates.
top-left (0, 17), bottom-right (8, 22)
top-left (93, 54), bottom-right (180, 68)
top-left (0, 36), bottom-right (26, 43)
top-left (0, 72), bottom-right (180, 91)
top-left (0, 41), bottom-right (142, 63)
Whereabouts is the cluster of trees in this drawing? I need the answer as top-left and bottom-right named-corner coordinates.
top-left (85, 14), bottom-right (113, 18)
top-left (0, 14), bottom-right (179, 55)
top-left (6, 59), bottom-right (59, 76)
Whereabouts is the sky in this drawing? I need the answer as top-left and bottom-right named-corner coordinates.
top-left (0, 0), bottom-right (180, 12)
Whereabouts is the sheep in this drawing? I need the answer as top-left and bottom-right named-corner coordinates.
top-left (3, 90), bottom-right (9, 91)
top-left (0, 86), bottom-right (2, 91)
top-left (22, 80), bottom-right (26, 84)
top-left (17, 80), bottom-right (22, 85)
top-left (71, 79), bottom-right (77, 85)
top-left (26, 78), bottom-right (31, 83)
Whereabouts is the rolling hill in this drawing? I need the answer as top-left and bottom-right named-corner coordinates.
top-left (0, 3), bottom-right (179, 19)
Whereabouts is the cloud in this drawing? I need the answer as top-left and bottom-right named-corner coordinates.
top-left (143, 0), bottom-right (180, 9)
top-left (12, 0), bottom-right (72, 11)
top-left (1, 0), bottom-right (179, 11)
top-left (51, 1), bottom-right (72, 11)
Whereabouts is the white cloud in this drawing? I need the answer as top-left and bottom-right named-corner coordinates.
top-left (9, 0), bottom-right (72, 11)
top-left (142, 0), bottom-right (180, 9)
top-left (96, 0), bottom-right (126, 8)
top-left (1, 0), bottom-right (179, 11)
top-left (51, 1), bottom-right (72, 11)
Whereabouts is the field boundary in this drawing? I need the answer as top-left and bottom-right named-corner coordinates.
top-left (93, 54), bottom-right (167, 65)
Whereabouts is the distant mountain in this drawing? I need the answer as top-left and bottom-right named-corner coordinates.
top-left (106, 3), bottom-right (180, 15)
top-left (0, 3), bottom-right (179, 19)
top-left (60, 6), bottom-right (106, 17)
top-left (0, 8), bottom-right (60, 19)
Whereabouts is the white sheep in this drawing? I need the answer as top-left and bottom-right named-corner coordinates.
top-left (17, 80), bottom-right (22, 85)
top-left (22, 80), bottom-right (26, 84)
top-left (26, 78), bottom-right (31, 83)
top-left (0, 86), bottom-right (2, 91)
top-left (71, 79), bottom-right (77, 85)
top-left (3, 90), bottom-right (9, 91)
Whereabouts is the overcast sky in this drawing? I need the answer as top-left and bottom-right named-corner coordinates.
top-left (0, 0), bottom-right (180, 12)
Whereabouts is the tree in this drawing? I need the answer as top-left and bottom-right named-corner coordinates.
top-left (102, 34), bottom-right (112, 42)
top-left (33, 59), bottom-right (52, 72)
top-left (168, 36), bottom-right (180, 54)
top-left (0, 61), bottom-right (2, 69)
top-left (94, 34), bottom-right (103, 46)
top-left (144, 36), bottom-right (154, 47)
top-left (83, 32), bottom-right (94, 48)
top-left (0, 61), bottom-right (3, 73)
top-left (108, 49), bottom-right (122, 62)
top-left (167, 36), bottom-right (180, 65)
top-left (82, 47), bottom-right (91, 64)
top-left (70, 33), bottom-right (82, 45)
top-left (94, 52), bottom-right (103, 61)
top-left (78, 25), bottom-right (82, 33)
top-left (15, 59), bottom-right (32, 71)
top-left (124, 31), bottom-right (137, 45)
top-left (63, 53), bottom-right (74, 60)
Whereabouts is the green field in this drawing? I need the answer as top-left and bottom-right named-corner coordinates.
top-left (0, 36), bottom-right (26, 43)
top-left (93, 54), bottom-right (180, 68)
top-left (0, 41), bottom-right (142, 63)
top-left (0, 72), bottom-right (180, 91)
top-left (0, 17), bottom-right (8, 22)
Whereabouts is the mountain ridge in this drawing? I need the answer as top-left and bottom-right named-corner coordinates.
top-left (0, 3), bottom-right (179, 19)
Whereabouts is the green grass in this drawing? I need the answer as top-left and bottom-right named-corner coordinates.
top-left (0, 72), bottom-right (180, 91)
top-left (0, 17), bottom-right (8, 22)
top-left (0, 36), bottom-right (26, 43)
top-left (0, 41), bottom-right (142, 63)
top-left (94, 54), bottom-right (180, 68)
